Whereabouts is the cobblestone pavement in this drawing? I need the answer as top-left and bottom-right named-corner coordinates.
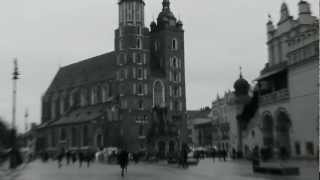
top-left (4, 159), bottom-right (318, 180)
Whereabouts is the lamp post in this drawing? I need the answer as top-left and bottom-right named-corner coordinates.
top-left (12, 59), bottom-right (20, 131)
top-left (10, 58), bottom-right (20, 169)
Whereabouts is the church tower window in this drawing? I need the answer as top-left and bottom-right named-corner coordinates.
top-left (172, 39), bottom-right (178, 50)
top-left (153, 80), bottom-right (165, 107)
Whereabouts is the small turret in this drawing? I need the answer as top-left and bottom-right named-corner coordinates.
top-left (279, 2), bottom-right (290, 24)
top-left (267, 15), bottom-right (275, 33)
top-left (298, 0), bottom-right (311, 15)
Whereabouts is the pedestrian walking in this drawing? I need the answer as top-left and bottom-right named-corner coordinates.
top-left (66, 150), bottom-right (71, 165)
top-left (71, 151), bottom-right (77, 165)
top-left (118, 149), bottom-right (129, 177)
top-left (57, 150), bottom-right (64, 168)
top-left (78, 152), bottom-right (84, 168)
top-left (211, 149), bottom-right (216, 162)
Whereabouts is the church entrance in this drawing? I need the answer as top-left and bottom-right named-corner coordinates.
top-left (276, 109), bottom-right (291, 158)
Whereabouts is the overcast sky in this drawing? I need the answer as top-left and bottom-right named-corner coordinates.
top-left (0, 0), bottom-right (318, 132)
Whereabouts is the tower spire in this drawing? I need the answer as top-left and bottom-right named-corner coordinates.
top-left (162, 0), bottom-right (170, 9)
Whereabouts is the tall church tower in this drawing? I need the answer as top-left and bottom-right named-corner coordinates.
top-left (149, 0), bottom-right (187, 149)
top-left (114, 0), bottom-right (152, 151)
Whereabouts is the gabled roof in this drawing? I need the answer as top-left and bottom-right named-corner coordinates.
top-left (46, 52), bottom-right (117, 94)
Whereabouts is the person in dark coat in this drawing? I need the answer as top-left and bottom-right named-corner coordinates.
top-left (66, 150), bottom-right (71, 165)
top-left (211, 149), bottom-right (216, 162)
top-left (118, 150), bottom-right (129, 177)
top-left (71, 151), bottom-right (77, 165)
top-left (78, 152), bottom-right (84, 168)
top-left (57, 150), bottom-right (64, 168)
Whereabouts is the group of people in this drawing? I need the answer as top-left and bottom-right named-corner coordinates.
top-left (210, 149), bottom-right (228, 162)
top-left (55, 149), bottom-right (95, 168)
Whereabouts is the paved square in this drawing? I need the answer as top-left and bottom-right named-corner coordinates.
top-left (2, 159), bottom-right (318, 180)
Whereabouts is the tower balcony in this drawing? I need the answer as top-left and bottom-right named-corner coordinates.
top-left (260, 88), bottom-right (289, 105)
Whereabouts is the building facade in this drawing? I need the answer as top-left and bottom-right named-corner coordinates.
top-left (242, 1), bottom-right (319, 159)
top-left (38, 0), bottom-right (187, 155)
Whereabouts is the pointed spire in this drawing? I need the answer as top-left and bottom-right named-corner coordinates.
top-left (239, 66), bottom-right (243, 79)
top-left (162, 0), bottom-right (170, 9)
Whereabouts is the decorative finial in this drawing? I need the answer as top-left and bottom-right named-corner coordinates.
top-left (239, 66), bottom-right (243, 78)
top-left (13, 58), bottom-right (20, 80)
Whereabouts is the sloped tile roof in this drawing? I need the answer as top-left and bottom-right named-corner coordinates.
top-left (50, 104), bottom-right (106, 126)
top-left (46, 52), bottom-right (117, 94)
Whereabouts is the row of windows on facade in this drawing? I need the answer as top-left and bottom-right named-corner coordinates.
top-left (117, 68), bottom-right (148, 81)
top-left (117, 52), bottom-right (147, 66)
top-left (154, 39), bottom-right (179, 51)
top-left (118, 83), bottom-right (183, 98)
top-left (119, 98), bottom-right (183, 112)
top-left (119, 38), bottom-right (143, 50)
top-left (117, 52), bottom-right (182, 70)
top-left (48, 124), bottom-right (147, 148)
top-left (288, 43), bottom-right (318, 64)
top-left (294, 141), bottom-right (315, 156)
top-left (119, 38), bottom-right (179, 51)
top-left (119, 2), bottom-right (144, 26)
top-left (45, 86), bottom-right (111, 119)
top-left (169, 70), bottom-right (183, 83)
top-left (287, 30), bottom-right (317, 47)
top-left (119, 26), bottom-right (143, 37)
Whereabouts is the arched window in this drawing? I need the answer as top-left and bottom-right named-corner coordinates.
top-left (153, 80), bottom-right (165, 107)
top-left (172, 39), bottom-right (178, 50)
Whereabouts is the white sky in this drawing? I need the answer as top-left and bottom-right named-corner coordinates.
top-left (0, 0), bottom-right (318, 132)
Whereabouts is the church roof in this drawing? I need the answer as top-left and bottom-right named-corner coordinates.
top-left (46, 52), bottom-right (117, 94)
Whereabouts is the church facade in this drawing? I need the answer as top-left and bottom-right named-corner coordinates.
top-left (37, 0), bottom-right (187, 154)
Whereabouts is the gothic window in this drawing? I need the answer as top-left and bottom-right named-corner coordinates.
top-left (153, 80), bottom-right (165, 107)
top-left (137, 68), bottom-right (143, 80)
top-left (136, 53), bottom-right (142, 64)
top-left (172, 57), bottom-right (179, 68)
top-left (173, 71), bottom-right (178, 82)
top-left (172, 39), bottom-right (178, 50)
top-left (137, 83), bottom-right (144, 95)
top-left (137, 26), bottom-right (142, 35)
top-left (136, 38), bottom-right (142, 49)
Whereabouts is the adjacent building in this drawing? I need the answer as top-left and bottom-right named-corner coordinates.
top-left (38, 0), bottom-right (187, 155)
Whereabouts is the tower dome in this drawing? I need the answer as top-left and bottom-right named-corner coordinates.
top-left (234, 71), bottom-right (250, 96)
top-left (157, 0), bottom-right (177, 27)
top-left (298, 0), bottom-right (311, 15)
